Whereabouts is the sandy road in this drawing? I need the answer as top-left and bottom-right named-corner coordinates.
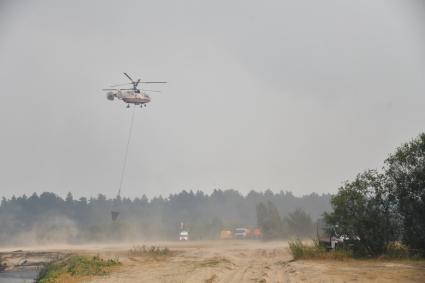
top-left (89, 241), bottom-right (290, 283)
top-left (1, 241), bottom-right (425, 282)
top-left (85, 241), bottom-right (425, 283)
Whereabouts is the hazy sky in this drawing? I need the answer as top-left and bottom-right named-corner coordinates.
top-left (0, 0), bottom-right (424, 198)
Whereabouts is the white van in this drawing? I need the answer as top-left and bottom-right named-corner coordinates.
top-left (234, 228), bottom-right (249, 239)
top-left (179, 230), bottom-right (189, 241)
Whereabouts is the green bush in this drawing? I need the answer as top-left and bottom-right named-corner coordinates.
top-left (66, 255), bottom-right (119, 276)
top-left (38, 255), bottom-right (120, 282)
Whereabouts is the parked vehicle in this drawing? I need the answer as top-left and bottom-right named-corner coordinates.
top-left (234, 228), bottom-right (249, 239)
top-left (317, 223), bottom-right (359, 250)
top-left (252, 228), bottom-right (262, 239)
top-left (179, 230), bottom-right (189, 241)
top-left (220, 230), bottom-right (233, 240)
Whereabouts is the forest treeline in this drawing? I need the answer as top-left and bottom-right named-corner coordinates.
top-left (0, 189), bottom-right (331, 245)
top-left (324, 133), bottom-right (425, 257)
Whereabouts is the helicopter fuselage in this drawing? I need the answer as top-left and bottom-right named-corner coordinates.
top-left (109, 90), bottom-right (151, 105)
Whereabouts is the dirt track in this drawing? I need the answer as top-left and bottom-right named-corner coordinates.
top-left (1, 241), bottom-right (425, 282)
top-left (87, 241), bottom-right (425, 283)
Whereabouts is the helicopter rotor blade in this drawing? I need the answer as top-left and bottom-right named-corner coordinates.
top-left (123, 72), bottom-right (135, 83)
top-left (142, 89), bottom-right (161, 93)
top-left (140, 81), bottom-right (167, 84)
top-left (110, 83), bottom-right (132, 87)
top-left (102, 88), bottom-right (119, 91)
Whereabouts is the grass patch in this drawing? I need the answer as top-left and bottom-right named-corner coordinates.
top-left (128, 245), bottom-right (172, 258)
top-left (198, 257), bottom-right (232, 268)
top-left (382, 241), bottom-right (410, 259)
top-left (288, 239), bottom-right (352, 260)
top-left (289, 239), bottom-right (419, 261)
top-left (199, 259), bottom-right (221, 268)
top-left (37, 255), bottom-right (120, 283)
top-left (0, 256), bottom-right (6, 272)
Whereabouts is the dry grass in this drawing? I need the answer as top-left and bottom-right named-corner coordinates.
top-left (289, 239), bottom-right (352, 260)
top-left (128, 245), bottom-right (173, 258)
top-left (382, 241), bottom-right (411, 259)
top-left (0, 256), bottom-right (6, 272)
top-left (197, 257), bottom-right (231, 268)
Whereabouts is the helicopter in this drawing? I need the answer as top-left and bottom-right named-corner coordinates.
top-left (102, 73), bottom-right (167, 108)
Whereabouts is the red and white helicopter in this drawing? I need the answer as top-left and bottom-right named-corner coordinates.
top-left (103, 73), bottom-right (166, 108)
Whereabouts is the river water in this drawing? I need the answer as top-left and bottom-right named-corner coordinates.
top-left (0, 268), bottom-right (40, 283)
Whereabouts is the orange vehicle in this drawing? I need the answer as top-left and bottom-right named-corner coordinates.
top-left (253, 228), bottom-right (262, 239)
top-left (220, 230), bottom-right (233, 240)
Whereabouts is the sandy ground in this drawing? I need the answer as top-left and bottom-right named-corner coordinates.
top-left (1, 241), bottom-right (425, 283)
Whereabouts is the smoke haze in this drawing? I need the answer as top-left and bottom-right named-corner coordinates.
top-left (0, 0), bottom-right (424, 198)
top-left (0, 190), bottom-right (331, 246)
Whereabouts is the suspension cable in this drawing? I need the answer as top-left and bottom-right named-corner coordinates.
top-left (117, 106), bottom-right (136, 197)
